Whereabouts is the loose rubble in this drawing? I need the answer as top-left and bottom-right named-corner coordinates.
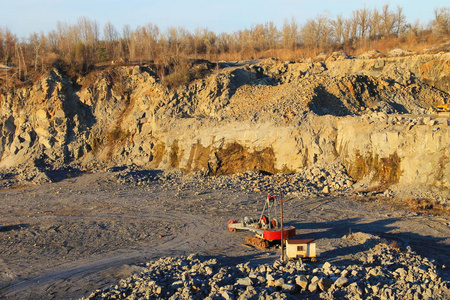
top-left (82, 242), bottom-right (449, 300)
top-left (115, 165), bottom-right (450, 208)
top-left (115, 162), bottom-right (354, 197)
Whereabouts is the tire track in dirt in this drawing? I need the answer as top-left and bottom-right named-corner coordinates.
top-left (1, 174), bottom-right (449, 299)
top-left (0, 209), bottom-right (247, 299)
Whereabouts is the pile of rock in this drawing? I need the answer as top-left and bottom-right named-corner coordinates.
top-left (362, 112), bottom-right (449, 127)
top-left (0, 165), bottom-right (52, 188)
top-left (82, 243), bottom-right (449, 300)
top-left (115, 163), bottom-right (354, 197)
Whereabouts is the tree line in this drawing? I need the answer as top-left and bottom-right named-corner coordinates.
top-left (0, 5), bottom-right (449, 85)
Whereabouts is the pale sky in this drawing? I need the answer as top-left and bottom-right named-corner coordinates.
top-left (2, 0), bottom-right (448, 38)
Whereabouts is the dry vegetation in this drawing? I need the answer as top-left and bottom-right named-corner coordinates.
top-left (0, 5), bottom-right (449, 90)
top-left (355, 194), bottom-right (450, 216)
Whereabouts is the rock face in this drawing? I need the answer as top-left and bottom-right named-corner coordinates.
top-left (0, 53), bottom-right (449, 196)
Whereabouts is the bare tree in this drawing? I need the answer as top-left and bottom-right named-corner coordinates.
top-left (265, 22), bottom-right (280, 49)
top-left (77, 17), bottom-right (99, 45)
top-left (216, 32), bottom-right (232, 55)
top-left (1, 4), bottom-right (449, 82)
top-left (28, 32), bottom-right (43, 72)
top-left (356, 7), bottom-right (371, 39)
top-left (433, 7), bottom-right (450, 36)
top-left (331, 14), bottom-right (346, 44)
top-left (75, 17), bottom-right (99, 68)
top-left (122, 24), bottom-right (133, 61)
top-left (15, 43), bottom-right (27, 80)
top-left (104, 22), bottom-right (120, 61)
top-left (202, 30), bottom-right (217, 59)
top-left (348, 13), bottom-right (359, 45)
top-left (379, 4), bottom-right (395, 37)
top-left (0, 28), bottom-right (4, 62)
top-left (370, 7), bottom-right (381, 39)
top-left (301, 14), bottom-right (332, 51)
top-left (394, 6), bottom-right (407, 36)
top-left (103, 22), bottom-right (119, 42)
top-left (282, 17), bottom-right (299, 50)
top-left (250, 24), bottom-right (266, 52)
top-left (3, 28), bottom-right (18, 66)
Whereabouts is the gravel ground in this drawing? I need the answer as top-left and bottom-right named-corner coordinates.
top-left (0, 171), bottom-right (449, 299)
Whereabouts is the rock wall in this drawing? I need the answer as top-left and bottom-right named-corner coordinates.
top-left (0, 53), bottom-right (448, 195)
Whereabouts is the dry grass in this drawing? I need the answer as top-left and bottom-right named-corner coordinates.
top-left (389, 240), bottom-right (400, 252)
top-left (353, 194), bottom-right (449, 216)
top-left (401, 198), bottom-right (450, 215)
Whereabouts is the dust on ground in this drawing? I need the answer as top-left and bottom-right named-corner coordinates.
top-left (0, 172), bottom-right (449, 299)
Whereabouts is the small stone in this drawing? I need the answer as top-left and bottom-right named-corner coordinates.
top-left (372, 285), bottom-right (379, 294)
top-left (341, 269), bottom-right (350, 278)
top-left (205, 266), bottom-right (213, 275)
top-left (274, 278), bottom-right (285, 287)
top-left (295, 275), bottom-right (308, 290)
top-left (334, 276), bottom-right (349, 287)
top-left (395, 267), bottom-right (407, 278)
top-left (273, 260), bottom-right (282, 269)
top-left (221, 290), bottom-right (234, 300)
top-left (187, 253), bottom-right (198, 260)
top-left (429, 272), bottom-right (438, 281)
top-left (236, 277), bottom-right (253, 286)
top-left (154, 286), bottom-right (162, 294)
top-left (322, 261), bottom-right (332, 270)
top-left (309, 282), bottom-right (318, 293)
top-left (282, 283), bottom-right (296, 293)
top-left (318, 278), bottom-right (333, 292)
top-left (349, 282), bottom-right (363, 295)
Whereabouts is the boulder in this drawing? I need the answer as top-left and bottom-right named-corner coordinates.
top-left (334, 276), bottom-right (349, 287)
top-left (236, 277), bottom-right (253, 286)
top-left (295, 275), bottom-right (309, 290)
top-left (318, 278), bottom-right (333, 292)
top-left (309, 282), bottom-right (319, 293)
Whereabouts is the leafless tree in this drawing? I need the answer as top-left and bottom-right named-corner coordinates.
top-left (355, 7), bottom-right (371, 39)
top-left (282, 17), bottom-right (299, 50)
top-left (122, 24), bottom-right (133, 62)
top-left (331, 14), bottom-right (346, 44)
top-left (0, 4), bottom-right (448, 84)
top-left (370, 8), bottom-right (381, 39)
top-left (433, 7), bottom-right (450, 36)
top-left (301, 14), bottom-right (332, 51)
top-left (380, 4), bottom-right (395, 37)
top-left (394, 6), bottom-right (407, 36)
top-left (103, 21), bottom-right (119, 60)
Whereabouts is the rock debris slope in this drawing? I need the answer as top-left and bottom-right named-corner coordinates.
top-left (83, 243), bottom-right (450, 300)
top-left (0, 52), bottom-right (449, 197)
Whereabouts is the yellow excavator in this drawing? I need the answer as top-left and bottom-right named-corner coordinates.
top-left (436, 104), bottom-right (450, 112)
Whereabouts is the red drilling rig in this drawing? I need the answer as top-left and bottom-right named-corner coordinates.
top-left (228, 195), bottom-right (296, 249)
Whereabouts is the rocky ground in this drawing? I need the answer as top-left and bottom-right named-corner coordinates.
top-left (0, 170), bottom-right (449, 299)
top-left (0, 51), bottom-right (449, 299)
top-left (83, 245), bottom-right (449, 300)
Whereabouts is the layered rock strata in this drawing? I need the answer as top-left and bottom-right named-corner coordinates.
top-left (0, 53), bottom-right (449, 195)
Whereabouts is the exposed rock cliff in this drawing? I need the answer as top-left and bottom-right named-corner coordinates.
top-left (0, 53), bottom-right (449, 197)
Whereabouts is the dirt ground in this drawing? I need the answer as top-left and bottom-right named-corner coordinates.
top-left (0, 172), bottom-right (449, 299)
